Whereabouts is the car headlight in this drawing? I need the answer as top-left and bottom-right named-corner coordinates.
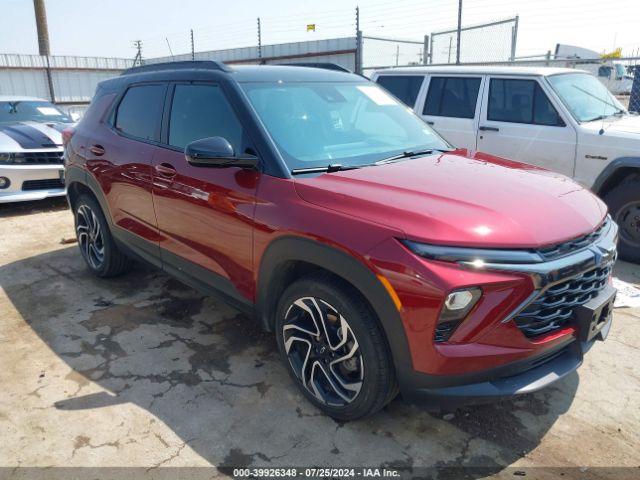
top-left (440, 288), bottom-right (482, 322)
top-left (400, 240), bottom-right (543, 266)
top-left (0, 153), bottom-right (11, 163)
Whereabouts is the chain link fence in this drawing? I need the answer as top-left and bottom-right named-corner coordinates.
top-left (361, 36), bottom-right (427, 76)
top-left (429, 17), bottom-right (518, 64)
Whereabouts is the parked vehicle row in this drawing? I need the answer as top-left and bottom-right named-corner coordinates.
top-left (0, 96), bottom-right (75, 203)
top-left (63, 61), bottom-right (617, 419)
top-left (372, 66), bottom-right (640, 262)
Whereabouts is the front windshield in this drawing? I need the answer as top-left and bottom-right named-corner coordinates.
top-left (241, 81), bottom-right (450, 170)
top-left (0, 101), bottom-right (73, 124)
top-left (547, 73), bottom-right (625, 122)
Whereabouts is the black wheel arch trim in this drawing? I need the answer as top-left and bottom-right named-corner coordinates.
top-left (592, 156), bottom-right (640, 194)
top-left (255, 236), bottom-right (414, 380)
top-left (66, 167), bottom-right (162, 268)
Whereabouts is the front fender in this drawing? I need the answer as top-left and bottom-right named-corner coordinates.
top-left (592, 156), bottom-right (640, 194)
top-left (256, 236), bottom-right (413, 376)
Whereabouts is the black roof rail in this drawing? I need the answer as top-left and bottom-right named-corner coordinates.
top-left (279, 62), bottom-right (351, 73)
top-left (121, 60), bottom-right (233, 76)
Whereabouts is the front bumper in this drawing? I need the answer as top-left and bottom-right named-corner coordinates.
top-left (367, 218), bottom-right (618, 408)
top-left (0, 164), bottom-right (65, 203)
top-left (401, 330), bottom-right (608, 409)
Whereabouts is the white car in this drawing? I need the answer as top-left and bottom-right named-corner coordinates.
top-left (0, 96), bottom-right (74, 203)
top-left (372, 66), bottom-right (640, 262)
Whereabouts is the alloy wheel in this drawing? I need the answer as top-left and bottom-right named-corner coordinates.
top-left (76, 204), bottom-right (105, 269)
top-left (282, 297), bottom-right (364, 407)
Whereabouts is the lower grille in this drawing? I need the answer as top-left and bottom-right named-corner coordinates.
top-left (13, 152), bottom-right (64, 165)
top-left (514, 263), bottom-right (612, 338)
top-left (21, 178), bottom-right (65, 191)
top-left (434, 320), bottom-right (461, 343)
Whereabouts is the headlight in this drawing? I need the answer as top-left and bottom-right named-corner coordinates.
top-left (440, 288), bottom-right (482, 322)
top-left (0, 153), bottom-right (11, 163)
top-left (401, 240), bottom-right (543, 265)
top-left (435, 287), bottom-right (482, 342)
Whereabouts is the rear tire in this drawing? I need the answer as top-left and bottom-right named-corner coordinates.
top-left (74, 194), bottom-right (133, 277)
top-left (603, 177), bottom-right (640, 264)
top-left (275, 273), bottom-right (397, 420)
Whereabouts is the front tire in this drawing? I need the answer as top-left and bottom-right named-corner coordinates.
top-left (275, 273), bottom-right (397, 420)
top-left (603, 177), bottom-right (640, 263)
top-left (74, 194), bottom-right (132, 277)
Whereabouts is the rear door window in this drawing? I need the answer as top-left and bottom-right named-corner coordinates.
top-left (376, 75), bottom-right (425, 107)
top-left (423, 76), bottom-right (481, 118)
top-left (488, 78), bottom-right (564, 126)
top-left (115, 84), bottom-right (166, 141)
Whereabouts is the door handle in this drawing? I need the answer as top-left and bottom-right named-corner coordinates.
top-left (155, 163), bottom-right (177, 178)
top-left (89, 145), bottom-right (105, 156)
top-left (479, 126), bottom-right (499, 132)
top-left (426, 120), bottom-right (435, 125)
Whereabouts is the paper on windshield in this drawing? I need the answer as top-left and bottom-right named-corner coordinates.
top-left (36, 107), bottom-right (61, 116)
top-left (357, 86), bottom-right (396, 105)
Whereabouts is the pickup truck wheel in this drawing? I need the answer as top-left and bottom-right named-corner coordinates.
top-left (275, 273), bottom-right (397, 420)
top-left (604, 178), bottom-right (640, 263)
top-left (74, 194), bottom-right (133, 277)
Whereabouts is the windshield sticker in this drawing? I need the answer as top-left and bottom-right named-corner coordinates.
top-left (36, 107), bottom-right (61, 116)
top-left (357, 86), bottom-right (396, 105)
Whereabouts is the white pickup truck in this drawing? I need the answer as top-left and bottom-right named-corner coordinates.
top-left (372, 66), bottom-right (640, 262)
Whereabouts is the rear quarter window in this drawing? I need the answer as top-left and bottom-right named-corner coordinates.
top-left (375, 75), bottom-right (425, 107)
top-left (115, 84), bottom-right (166, 141)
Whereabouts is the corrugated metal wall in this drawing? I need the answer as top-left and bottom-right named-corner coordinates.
top-left (148, 37), bottom-right (358, 71)
top-left (0, 38), bottom-right (357, 104)
top-left (0, 53), bottom-right (135, 103)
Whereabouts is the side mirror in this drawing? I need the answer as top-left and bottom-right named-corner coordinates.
top-left (185, 137), bottom-right (258, 169)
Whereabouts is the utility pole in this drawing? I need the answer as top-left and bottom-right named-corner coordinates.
top-left (33, 0), bottom-right (54, 102)
top-left (133, 40), bottom-right (143, 66)
top-left (395, 45), bottom-right (400, 66)
top-left (456, 0), bottom-right (462, 64)
top-left (190, 29), bottom-right (195, 61)
top-left (33, 0), bottom-right (50, 55)
top-left (257, 18), bottom-right (262, 62)
top-left (355, 6), bottom-right (362, 75)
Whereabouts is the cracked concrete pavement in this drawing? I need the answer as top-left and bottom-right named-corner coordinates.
top-left (0, 198), bottom-right (639, 478)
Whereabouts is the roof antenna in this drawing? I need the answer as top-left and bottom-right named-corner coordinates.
top-left (166, 38), bottom-right (175, 60)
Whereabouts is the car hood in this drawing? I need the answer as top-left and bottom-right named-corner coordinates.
top-left (601, 115), bottom-right (640, 136)
top-left (294, 150), bottom-right (607, 248)
top-left (0, 121), bottom-right (64, 151)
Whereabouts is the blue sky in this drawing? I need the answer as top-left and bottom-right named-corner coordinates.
top-left (2, 0), bottom-right (639, 60)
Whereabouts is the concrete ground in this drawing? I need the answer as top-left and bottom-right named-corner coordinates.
top-left (0, 198), bottom-right (639, 479)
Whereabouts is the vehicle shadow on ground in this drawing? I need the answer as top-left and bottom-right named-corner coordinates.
top-left (1, 246), bottom-right (579, 475)
top-left (0, 196), bottom-right (68, 218)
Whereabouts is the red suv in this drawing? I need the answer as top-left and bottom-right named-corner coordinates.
top-left (65, 61), bottom-right (618, 420)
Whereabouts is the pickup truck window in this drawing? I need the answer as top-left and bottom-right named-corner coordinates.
top-left (488, 79), bottom-right (563, 126)
top-left (376, 75), bottom-right (424, 107)
top-left (423, 77), bottom-right (481, 119)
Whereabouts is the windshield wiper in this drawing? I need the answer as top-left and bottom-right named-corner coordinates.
top-left (291, 163), bottom-right (362, 175)
top-left (374, 148), bottom-right (451, 165)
